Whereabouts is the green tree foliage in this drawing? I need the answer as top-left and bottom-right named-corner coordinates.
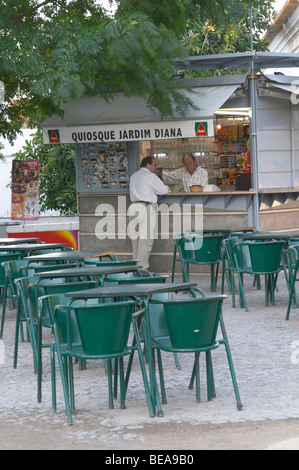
top-left (1, 0), bottom-right (275, 212)
top-left (14, 130), bottom-right (77, 215)
top-left (181, 0), bottom-right (275, 67)
top-left (0, 0), bottom-right (190, 143)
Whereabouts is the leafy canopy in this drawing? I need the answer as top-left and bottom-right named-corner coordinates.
top-left (1, 0), bottom-right (274, 213)
top-left (0, 0), bottom-right (275, 141)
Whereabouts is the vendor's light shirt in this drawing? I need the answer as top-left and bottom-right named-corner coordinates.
top-left (162, 166), bottom-right (208, 192)
top-left (130, 167), bottom-right (170, 204)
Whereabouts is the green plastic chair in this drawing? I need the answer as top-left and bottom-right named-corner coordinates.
top-left (0, 259), bottom-right (28, 338)
top-left (171, 234), bottom-right (224, 291)
top-left (221, 237), bottom-right (247, 309)
top-left (37, 292), bottom-right (102, 404)
top-left (150, 295), bottom-right (243, 410)
top-left (52, 301), bottom-right (143, 425)
top-left (13, 277), bottom-right (99, 371)
top-left (0, 253), bottom-right (23, 293)
top-left (233, 240), bottom-right (285, 311)
top-left (286, 245), bottom-right (299, 320)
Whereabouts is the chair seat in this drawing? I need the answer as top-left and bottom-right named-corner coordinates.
top-left (153, 336), bottom-right (220, 353)
top-left (64, 344), bottom-right (132, 360)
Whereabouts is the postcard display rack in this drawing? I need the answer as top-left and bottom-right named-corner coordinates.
top-left (216, 118), bottom-right (251, 189)
top-left (80, 142), bottom-right (130, 191)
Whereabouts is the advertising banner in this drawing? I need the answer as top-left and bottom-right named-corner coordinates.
top-left (11, 160), bottom-right (39, 220)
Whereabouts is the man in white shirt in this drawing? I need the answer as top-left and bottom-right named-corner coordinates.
top-left (160, 153), bottom-right (208, 192)
top-left (128, 156), bottom-right (170, 271)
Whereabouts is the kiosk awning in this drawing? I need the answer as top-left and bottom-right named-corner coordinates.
top-left (41, 80), bottom-right (243, 144)
top-left (259, 74), bottom-right (299, 101)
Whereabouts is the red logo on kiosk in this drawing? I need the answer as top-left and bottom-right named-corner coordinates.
top-left (48, 130), bottom-right (60, 143)
top-left (195, 122), bottom-right (208, 137)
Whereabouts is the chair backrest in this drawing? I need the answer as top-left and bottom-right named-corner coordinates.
top-left (40, 293), bottom-right (102, 329)
top-left (2, 259), bottom-right (28, 294)
top-left (176, 234), bottom-right (223, 264)
top-left (153, 295), bottom-right (227, 350)
top-left (15, 277), bottom-right (36, 322)
top-left (104, 271), bottom-right (134, 285)
top-left (148, 292), bottom-right (174, 340)
top-left (234, 241), bottom-right (251, 270)
top-left (0, 253), bottom-right (24, 285)
top-left (31, 280), bottom-right (98, 319)
top-left (54, 301), bottom-right (137, 356)
top-left (241, 241), bottom-right (284, 274)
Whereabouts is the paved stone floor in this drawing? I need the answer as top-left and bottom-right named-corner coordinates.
top-left (1, 271), bottom-right (299, 449)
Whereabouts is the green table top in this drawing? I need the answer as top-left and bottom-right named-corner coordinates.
top-left (0, 243), bottom-right (67, 252)
top-left (0, 238), bottom-right (40, 245)
top-left (25, 251), bottom-right (116, 262)
top-left (34, 265), bottom-right (143, 278)
top-left (65, 282), bottom-right (197, 299)
top-left (203, 227), bottom-right (255, 234)
top-left (238, 232), bottom-right (299, 240)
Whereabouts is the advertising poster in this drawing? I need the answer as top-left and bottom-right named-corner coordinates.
top-left (11, 160), bottom-right (39, 220)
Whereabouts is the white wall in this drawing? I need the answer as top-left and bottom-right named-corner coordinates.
top-left (266, 4), bottom-right (299, 75)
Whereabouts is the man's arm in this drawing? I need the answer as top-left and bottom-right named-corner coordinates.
top-left (159, 168), bottom-right (184, 183)
top-left (150, 173), bottom-right (170, 195)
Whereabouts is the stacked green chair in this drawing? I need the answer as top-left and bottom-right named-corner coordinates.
top-left (37, 293), bottom-right (102, 404)
top-left (13, 277), bottom-right (99, 371)
top-left (171, 233), bottom-right (224, 291)
top-left (0, 253), bottom-right (23, 296)
top-left (223, 240), bottom-right (285, 311)
top-left (52, 300), bottom-right (149, 425)
top-left (286, 244), bottom-right (299, 320)
top-left (0, 259), bottom-right (28, 338)
top-left (149, 294), bottom-right (243, 410)
top-left (221, 237), bottom-right (246, 309)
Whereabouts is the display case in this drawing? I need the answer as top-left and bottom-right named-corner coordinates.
top-left (145, 137), bottom-right (219, 192)
top-left (76, 142), bottom-right (140, 194)
top-left (215, 116), bottom-right (251, 190)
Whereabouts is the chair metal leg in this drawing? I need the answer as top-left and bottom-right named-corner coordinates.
top-left (119, 357), bottom-right (126, 409)
top-left (194, 353), bottom-right (200, 403)
top-left (286, 262), bottom-right (298, 320)
top-left (174, 352), bottom-right (181, 370)
top-left (50, 345), bottom-right (56, 412)
top-left (56, 349), bottom-right (73, 425)
top-left (130, 318), bottom-right (156, 418)
top-left (68, 356), bottom-right (75, 415)
top-left (113, 358), bottom-right (118, 399)
top-left (0, 277), bottom-right (9, 338)
top-left (219, 315), bottom-right (243, 411)
top-left (171, 245), bottom-right (177, 282)
top-left (206, 350), bottom-right (216, 401)
top-left (155, 349), bottom-right (167, 405)
top-left (107, 359), bottom-right (114, 409)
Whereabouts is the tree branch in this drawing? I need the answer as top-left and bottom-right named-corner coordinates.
top-left (9, 0), bottom-right (56, 24)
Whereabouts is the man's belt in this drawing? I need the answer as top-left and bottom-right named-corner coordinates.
top-left (131, 201), bottom-right (152, 205)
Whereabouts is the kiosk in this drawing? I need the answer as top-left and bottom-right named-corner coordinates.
top-left (41, 52), bottom-right (299, 272)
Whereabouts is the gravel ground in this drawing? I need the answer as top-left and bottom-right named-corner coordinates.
top-left (1, 272), bottom-right (299, 450)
